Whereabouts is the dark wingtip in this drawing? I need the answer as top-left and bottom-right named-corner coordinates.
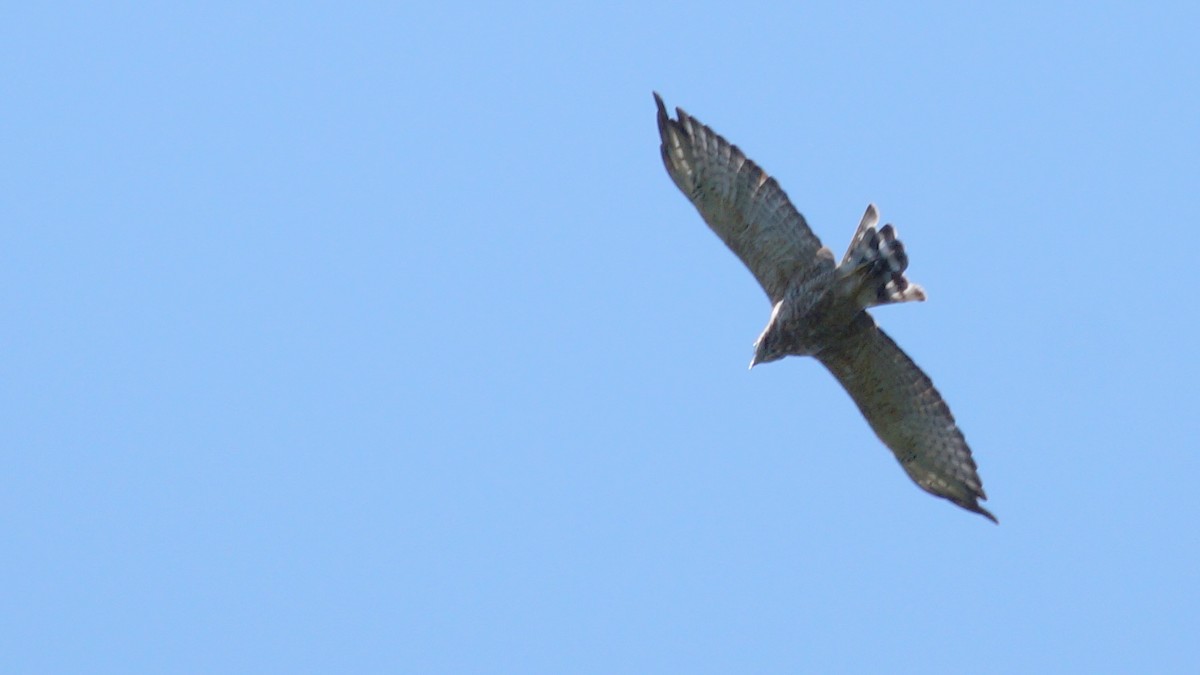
top-left (968, 501), bottom-right (999, 524)
top-left (653, 91), bottom-right (670, 131)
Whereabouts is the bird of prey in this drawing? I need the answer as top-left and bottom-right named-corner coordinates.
top-left (654, 92), bottom-right (996, 523)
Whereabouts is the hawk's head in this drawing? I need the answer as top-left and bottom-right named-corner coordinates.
top-left (750, 336), bottom-right (786, 369)
top-left (750, 301), bottom-right (787, 369)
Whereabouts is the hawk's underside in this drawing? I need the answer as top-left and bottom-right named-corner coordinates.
top-left (654, 92), bottom-right (995, 523)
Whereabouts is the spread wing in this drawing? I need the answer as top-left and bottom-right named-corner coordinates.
top-left (655, 93), bottom-right (834, 304)
top-left (817, 314), bottom-right (996, 522)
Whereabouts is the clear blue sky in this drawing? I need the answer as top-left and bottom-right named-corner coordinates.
top-left (3, 3), bottom-right (1197, 673)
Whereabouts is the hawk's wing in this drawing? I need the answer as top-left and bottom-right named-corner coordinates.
top-left (817, 314), bottom-right (996, 522)
top-left (655, 93), bottom-right (834, 304)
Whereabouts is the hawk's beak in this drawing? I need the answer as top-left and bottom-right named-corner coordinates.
top-left (748, 354), bottom-right (759, 370)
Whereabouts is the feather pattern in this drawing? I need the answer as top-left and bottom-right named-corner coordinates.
top-left (655, 92), bottom-right (995, 522)
top-left (817, 314), bottom-right (996, 522)
top-left (655, 93), bottom-right (834, 304)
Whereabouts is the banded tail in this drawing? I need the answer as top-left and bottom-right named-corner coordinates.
top-left (836, 204), bottom-right (926, 309)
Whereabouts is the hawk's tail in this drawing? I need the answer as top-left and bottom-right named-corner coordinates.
top-left (836, 204), bottom-right (926, 308)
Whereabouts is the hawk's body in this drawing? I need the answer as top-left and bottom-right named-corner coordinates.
top-left (655, 93), bottom-right (995, 522)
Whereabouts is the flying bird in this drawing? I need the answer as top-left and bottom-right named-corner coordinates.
top-left (654, 92), bottom-right (996, 523)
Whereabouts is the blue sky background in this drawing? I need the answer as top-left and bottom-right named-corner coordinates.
top-left (3, 3), bottom-right (1197, 672)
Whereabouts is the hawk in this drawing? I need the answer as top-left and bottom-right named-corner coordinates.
top-left (654, 92), bottom-right (996, 523)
